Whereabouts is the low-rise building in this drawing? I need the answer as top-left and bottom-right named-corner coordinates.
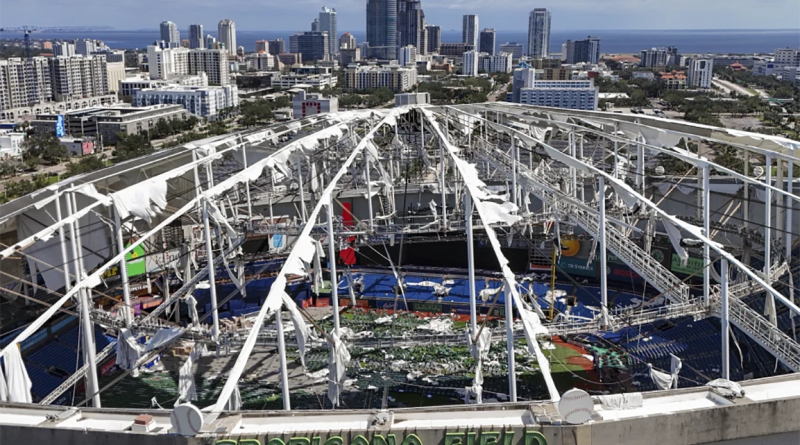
top-left (632, 71), bottom-right (656, 80)
top-left (132, 85), bottom-right (238, 120)
top-left (395, 92), bottom-right (430, 106)
top-left (277, 53), bottom-right (303, 66)
top-left (245, 52), bottom-right (275, 71)
top-left (510, 67), bottom-right (598, 110)
top-left (272, 73), bottom-right (337, 89)
top-left (31, 104), bottom-right (189, 144)
top-left (344, 65), bottom-right (417, 92)
top-left (659, 71), bottom-right (687, 90)
top-left (291, 90), bottom-right (338, 118)
top-left (752, 60), bottom-right (777, 76)
top-left (59, 136), bottom-right (96, 155)
top-left (780, 66), bottom-right (800, 85)
top-left (0, 131), bottom-right (24, 159)
top-left (119, 73), bottom-right (208, 98)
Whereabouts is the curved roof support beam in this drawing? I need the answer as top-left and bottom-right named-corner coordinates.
top-left (0, 112), bottom-right (374, 363)
top-left (419, 107), bottom-right (561, 403)
top-left (462, 104), bottom-right (800, 205)
top-left (208, 108), bottom-right (404, 414)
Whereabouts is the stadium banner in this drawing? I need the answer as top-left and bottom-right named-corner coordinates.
top-left (670, 254), bottom-right (705, 278)
top-left (557, 256), bottom-right (598, 278)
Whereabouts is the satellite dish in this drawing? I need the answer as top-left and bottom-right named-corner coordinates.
top-left (753, 165), bottom-right (765, 177)
top-left (557, 388), bottom-right (593, 425)
top-left (655, 166), bottom-right (665, 176)
top-left (171, 403), bottom-right (203, 436)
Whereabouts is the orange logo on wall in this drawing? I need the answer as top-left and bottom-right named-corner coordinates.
top-left (560, 239), bottom-right (580, 257)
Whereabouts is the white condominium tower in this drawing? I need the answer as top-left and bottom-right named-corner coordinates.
top-left (218, 19), bottom-right (237, 56)
top-left (527, 8), bottom-right (551, 58)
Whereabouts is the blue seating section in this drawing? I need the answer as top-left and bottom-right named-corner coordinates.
top-left (23, 324), bottom-right (114, 401)
top-left (612, 315), bottom-right (782, 392)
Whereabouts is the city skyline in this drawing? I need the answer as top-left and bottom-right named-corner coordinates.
top-left (2, 0), bottom-right (797, 31)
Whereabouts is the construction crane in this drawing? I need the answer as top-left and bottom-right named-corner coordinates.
top-left (0, 26), bottom-right (115, 58)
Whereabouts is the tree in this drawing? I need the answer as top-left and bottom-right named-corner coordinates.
top-left (630, 90), bottom-right (649, 107)
top-left (65, 155), bottom-right (106, 177)
top-left (153, 118), bottom-right (173, 139)
top-left (24, 133), bottom-right (68, 165)
top-left (113, 133), bottom-right (154, 162)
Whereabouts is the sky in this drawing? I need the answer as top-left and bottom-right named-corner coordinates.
top-left (1, 0), bottom-right (799, 32)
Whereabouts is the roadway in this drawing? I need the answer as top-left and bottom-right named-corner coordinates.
top-left (712, 77), bottom-right (757, 97)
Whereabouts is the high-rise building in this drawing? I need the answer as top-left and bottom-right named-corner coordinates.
top-left (462, 15), bottom-right (479, 48)
top-left (462, 50), bottom-right (479, 77)
top-left (206, 35), bottom-right (217, 50)
top-left (479, 29), bottom-right (496, 55)
top-left (147, 46), bottom-right (230, 85)
top-left (160, 21), bottom-right (180, 47)
top-left (398, 45), bottom-right (417, 66)
top-left (50, 55), bottom-right (109, 101)
top-left (366, 0), bottom-right (397, 60)
top-left (640, 48), bottom-right (669, 68)
top-left (290, 32), bottom-right (330, 62)
top-left (687, 58), bottom-right (713, 89)
top-left (397, 0), bottom-right (425, 52)
top-left (339, 33), bottom-right (357, 50)
top-left (255, 40), bottom-right (268, 53)
top-left (426, 25), bottom-right (441, 54)
top-left (563, 36), bottom-right (600, 65)
top-left (478, 52), bottom-right (513, 73)
top-left (311, 19), bottom-right (321, 32)
top-left (775, 48), bottom-right (800, 67)
top-left (189, 24), bottom-right (204, 49)
top-left (0, 57), bottom-right (53, 111)
top-left (75, 39), bottom-right (97, 56)
top-left (218, 19), bottom-right (237, 56)
top-left (319, 7), bottom-right (338, 57)
top-left (53, 41), bottom-right (76, 57)
top-left (527, 8), bottom-right (551, 58)
top-left (269, 39), bottom-right (286, 55)
top-left (499, 42), bottom-right (524, 61)
top-left (339, 48), bottom-right (361, 65)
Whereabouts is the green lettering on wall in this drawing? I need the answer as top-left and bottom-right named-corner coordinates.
top-left (215, 441), bottom-right (238, 445)
top-left (445, 432), bottom-right (465, 445)
top-left (325, 436), bottom-right (344, 445)
top-left (351, 435), bottom-right (370, 445)
top-left (387, 434), bottom-right (397, 445)
top-left (312, 437), bottom-right (321, 445)
top-left (372, 435), bottom-right (388, 445)
top-left (241, 441), bottom-right (262, 445)
top-left (503, 431), bottom-right (515, 445)
top-left (268, 438), bottom-right (286, 445)
top-left (525, 431), bottom-right (547, 445)
top-left (480, 431), bottom-right (500, 445)
top-left (466, 431), bottom-right (477, 445)
top-left (289, 438), bottom-right (311, 445)
top-left (401, 434), bottom-right (423, 445)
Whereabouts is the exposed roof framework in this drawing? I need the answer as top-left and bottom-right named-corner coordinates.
top-left (0, 104), bottom-right (797, 422)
